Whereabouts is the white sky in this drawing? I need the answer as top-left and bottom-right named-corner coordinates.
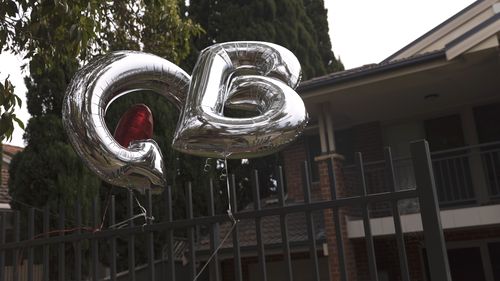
top-left (326, 0), bottom-right (476, 69)
top-left (0, 0), bottom-right (477, 147)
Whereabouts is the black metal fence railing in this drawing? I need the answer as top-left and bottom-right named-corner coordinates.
top-left (344, 140), bottom-right (500, 218)
top-left (0, 140), bottom-right (451, 281)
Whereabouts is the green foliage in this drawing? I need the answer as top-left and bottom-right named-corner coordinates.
top-left (9, 115), bottom-right (101, 211)
top-left (2, 0), bottom-right (201, 278)
top-left (183, 0), bottom-right (344, 78)
top-left (304, 0), bottom-right (344, 73)
top-left (0, 75), bottom-right (24, 141)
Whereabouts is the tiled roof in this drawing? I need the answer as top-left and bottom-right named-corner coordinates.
top-left (298, 49), bottom-right (446, 92)
top-left (3, 144), bottom-right (24, 156)
top-left (1, 143), bottom-right (24, 206)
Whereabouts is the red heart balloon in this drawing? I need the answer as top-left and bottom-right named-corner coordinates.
top-left (113, 104), bottom-right (154, 147)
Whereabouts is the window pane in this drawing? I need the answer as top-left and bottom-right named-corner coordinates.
top-left (488, 242), bottom-right (500, 280)
top-left (334, 128), bottom-right (354, 164)
top-left (423, 247), bottom-right (486, 281)
top-left (447, 247), bottom-right (486, 281)
top-left (424, 114), bottom-right (465, 152)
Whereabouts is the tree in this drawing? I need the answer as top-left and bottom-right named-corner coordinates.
top-left (1, 0), bottom-right (201, 277)
top-left (184, 0), bottom-right (343, 78)
top-left (304, 0), bottom-right (344, 73)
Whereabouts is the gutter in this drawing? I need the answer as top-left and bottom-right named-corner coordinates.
top-left (298, 50), bottom-right (446, 93)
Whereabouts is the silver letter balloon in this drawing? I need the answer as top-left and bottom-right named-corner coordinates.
top-left (63, 42), bottom-right (308, 192)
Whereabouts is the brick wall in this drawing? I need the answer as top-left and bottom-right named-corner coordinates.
top-left (316, 154), bottom-right (359, 281)
top-left (1, 161), bottom-right (11, 205)
top-left (282, 138), bottom-right (307, 201)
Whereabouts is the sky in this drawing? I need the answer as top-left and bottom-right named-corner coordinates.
top-left (326, 0), bottom-right (476, 69)
top-left (0, 0), bottom-right (477, 147)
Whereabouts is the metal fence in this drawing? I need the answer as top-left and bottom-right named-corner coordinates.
top-left (344, 141), bottom-right (500, 217)
top-left (0, 140), bottom-right (451, 281)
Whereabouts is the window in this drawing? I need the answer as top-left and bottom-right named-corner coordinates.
top-left (423, 241), bottom-right (500, 281)
top-left (488, 242), bottom-right (500, 280)
top-left (334, 128), bottom-right (354, 165)
top-left (474, 102), bottom-right (500, 143)
top-left (424, 114), bottom-right (465, 152)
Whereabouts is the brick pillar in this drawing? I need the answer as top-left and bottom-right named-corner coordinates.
top-left (315, 153), bottom-right (358, 281)
top-left (282, 139), bottom-right (307, 201)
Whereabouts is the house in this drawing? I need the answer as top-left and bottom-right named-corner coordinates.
top-left (292, 0), bottom-right (500, 280)
top-left (209, 0), bottom-right (500, 280)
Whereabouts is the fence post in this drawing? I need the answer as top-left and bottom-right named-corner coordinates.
top-left (410, 140), bottom-right (451, 281)
top-left (0, 213), bottom-right (5, 281)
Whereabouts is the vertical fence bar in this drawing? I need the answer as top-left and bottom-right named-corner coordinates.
top-left (75, 199), bottom-right (82, 281)
top-left (164, 186), bottom-right (175, 281)
top-left (384, 148), bottom-right (410, 281)
top-left (0, 213), bottom-right (5, 281)
top-left (481, 156), bottom-right (492, 196)
top-left (145, 189), bottom-right (155, 281)
top-left (356, 152), bottom-right (379, 281)
top-left (43, 206), bottom-right (50, 281)
top-left (27, 208), bottom-right (34, 281)
top-left (488, 153), bottom-right (500, 194)
top-left (276, 166), bottom-right (293, 281)
top-left (187, 183), bottom-right (196, 280)
top-left (127, 190), bottom-right (136, 281)
top-left (208, 180), bottom-right (221, 281)
top-left (13, 211), bottom-right (20, 281)
top-left (453, 159), bottom-right (463, 200)
top-left (252, 170), bottom-right (267, 281)
top-left (410, 140), bottom-right (451, 281)
top-left (459, 158), bottom-right (469, 198)
top-left (437, 161), bottom-right (447, 201)
top-left (326, 157), bottom-right (348, 281)
top-left (109, 196), bottom-right (117, 281)
top-left (230, 175), bottom-right (243, 281)
top-left (302, 161), bottom-right (320, 281)
top-left (58, 205), bottom-right (65, 281)
top-left (446, 160), bottom-right (456, 201)
top-left (91, 197), bottom-right (99, 281)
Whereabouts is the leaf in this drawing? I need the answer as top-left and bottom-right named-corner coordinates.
top-left (0, 87), bottom-right (4, 106)
top-left (0, 115), bottom-right (13, 140)
top-left (5, 124), bottom-right (14, 141)
top-left (12, 115), bottom-right (25, 130)
top-left (15, 95), bottom-right (22, 107)
top-left (0, 119), bottom-right (8, 136)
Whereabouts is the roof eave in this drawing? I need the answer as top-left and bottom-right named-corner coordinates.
top-left (298, 50), bottom-right (446, 93)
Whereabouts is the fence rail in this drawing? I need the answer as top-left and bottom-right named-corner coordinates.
top-left (344, 141), bottom-right (500, 216)
top-left (0, 140), bottom-right (450, 281)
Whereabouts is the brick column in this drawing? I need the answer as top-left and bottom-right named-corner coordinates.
top-left (282, 139), bottom-right (307, 201)
top-left (315, 153), bottom-right (358, 281)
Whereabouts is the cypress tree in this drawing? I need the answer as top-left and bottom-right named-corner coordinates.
top-left (184, 0), bottom-right (344, 78)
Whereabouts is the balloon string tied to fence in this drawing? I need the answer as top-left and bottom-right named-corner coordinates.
top-left (107, 190), bottom-right (154, 230)
top-left (193, 156), bottom-right (239, 281)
